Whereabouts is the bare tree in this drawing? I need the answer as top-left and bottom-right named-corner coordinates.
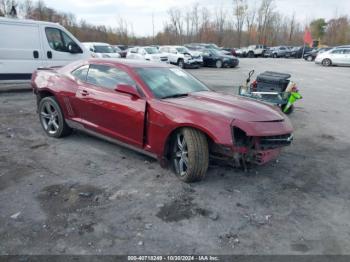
top-left (246, 4), bottom-right (257, 45)
top-left (256, 0), bottom-right (275, 44)
top-left (233, 0), bottom-right (248, 47)
top-left (288, 12), bottom-right (296, 43)
top-left (191, 3), bottom-right (200, 42)
top-left (168, 7), bottom-right (184, 43)
top-left (214, 5), bottom-right (227, 46)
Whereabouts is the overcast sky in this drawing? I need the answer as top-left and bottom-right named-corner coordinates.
top-left (44, 0), bottom-right (350, 36)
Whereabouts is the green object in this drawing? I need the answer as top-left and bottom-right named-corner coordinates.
top-left (283, 91), bottom-right (302, 113)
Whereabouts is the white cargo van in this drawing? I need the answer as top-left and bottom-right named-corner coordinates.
top-left (0, 17), bottom-right (89, 80)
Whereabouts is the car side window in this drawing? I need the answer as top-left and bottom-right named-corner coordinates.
top-left (72, 65), bottom-right (89, 81)
top-left (86, 64), bottom-right (136, 90)
top-left (331, 49), bottom-right (342, 54)
top-left (45, 27), bottom-right (80, 53)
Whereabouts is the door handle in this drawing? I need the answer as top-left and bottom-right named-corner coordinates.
top-left (81, 90), bottom-right (89, 96)
top-left (33, 50), bottom-right (39, 59)
top-left (47, 51), bottom-right (52, 59)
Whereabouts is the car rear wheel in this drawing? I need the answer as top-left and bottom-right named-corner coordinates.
top-left (39, 96), bottom-right (72, 138)
top-left (248, 51), bottom-right (255, 58)
top-left (178, 59), bottom-right (185, 69)
top-left (215, 60), bottom-right (223, 68)
top-left (171, 128), bottom-right (209, 183)
top-left (322, 58), bottom-right (332, 66)
top-left (273, 53), bottom-right (277, 58)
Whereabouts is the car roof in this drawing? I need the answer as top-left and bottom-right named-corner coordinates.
top-left (83, 42), bottom-right (111, 46)
top-left (0, 17), bottom-right (63, 28)
top-left (87, 58), bottom-right (173, 68)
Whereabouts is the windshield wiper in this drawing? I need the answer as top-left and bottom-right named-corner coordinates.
top-left (161, 93), bottom-right (189, 99)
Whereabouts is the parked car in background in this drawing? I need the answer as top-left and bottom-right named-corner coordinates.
top-left (83, 42), bottom-right (121, 58)
top-left (264, 46), bottom-right (289, 58)
top-left (315, 47), bottom-right (350, 66)
top-left (235, 47), bottom-right (248, 57)
top-left (32, 59), bottom-right (293, 182)
top-left (126, 46), bottom-right (168, 63)
top-left (245, 45), bottom-right (267, 58)
top-left (201, 49), bottom-right (239, 68)
top-left (185, 43), bottom-right (231, 56)
top-left (285, 46), bottom-right (314, 58)
top-left (112, 45), bottom-right (127, 58)
top-left (0, 17), bottom-right (89, 80)
top-left (304, 47), bottom-right (332, 61)
top-left (159, 46), bottom-right (203, 68)
top-left (222, 48), bottom-right (237, 57)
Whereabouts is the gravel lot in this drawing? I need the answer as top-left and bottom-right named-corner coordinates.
top-left (0, 58), bottom-right (349, 255)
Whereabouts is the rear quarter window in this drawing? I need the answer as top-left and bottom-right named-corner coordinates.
top-left (71, 65), bottom-right (89, 81)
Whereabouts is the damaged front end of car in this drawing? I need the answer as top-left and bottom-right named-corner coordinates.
top-left (210, 119), bottom-right (293, 170)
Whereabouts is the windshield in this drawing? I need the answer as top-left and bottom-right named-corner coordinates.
top-left (113, 46), bottom-right (121, 52)
top-left (176, 47), bottom-right (190, 54)
top-left (144, 47), bottom-right (160, 54)
top-left (210, 49), bottom-right (222, 56)
top-left (203, 44), bottom-right (219, 50)
top-left (136, 68), bottom-right (209, 99)
top-left (94, 45), bottom-right (115, 53)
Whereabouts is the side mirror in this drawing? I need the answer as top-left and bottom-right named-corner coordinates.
top-left (67, 42), bottom-right (82, 54)
top-left (115, 84), bottom-right (140, 99)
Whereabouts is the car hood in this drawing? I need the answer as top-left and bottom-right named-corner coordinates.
top-left (188, 51), bottom-right (202, 57)
top-left (164, 91), bottom-right (285, 122)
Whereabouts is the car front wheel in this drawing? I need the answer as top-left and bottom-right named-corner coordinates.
top-left (178, 59), bottom-right (185, 69)
top-left (172, 128), bottom-right (209, 182)
top-left (322, 58), bottom-right (332, 66)
top-left (215, 60), bottom-right (223, 68)
top-left (307, 56), bottom-right (313, 61)
top-left (38, 96), bottom-right (72, 138)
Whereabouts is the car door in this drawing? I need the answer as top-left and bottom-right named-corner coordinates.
top-left (329, 49), bottom-right (344, 64)
top-left (202, 50), bottom-right (213, 66)
top-left (76, 63), bottom-right (146, 147)
top-left (42, 26), bottom-right (87, 67)
top-left (343, 49), bottom-right (350, 65)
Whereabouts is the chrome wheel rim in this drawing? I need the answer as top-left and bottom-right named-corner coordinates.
top-left (173, 133), bottom-right (188, 177)
top-left (216, 60), bottom-right (222, 68)
top-left (40, 102), bottom-right (59, 135)
top-left (179, 60), bottom-right (184, 68)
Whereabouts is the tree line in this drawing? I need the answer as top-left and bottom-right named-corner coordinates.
top-left (1, 0), bottom-right (349, 47)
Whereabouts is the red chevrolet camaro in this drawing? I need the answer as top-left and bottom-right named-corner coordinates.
top-left (32, 59), bottom-right (293, 182)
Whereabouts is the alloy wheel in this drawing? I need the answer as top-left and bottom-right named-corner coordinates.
top-left (40, 101), bottom-right (60, 135)
top-left (173, 133), bottom-right (188, 177)
top-left (216, 60), bottom-right (223, 68)
top-left (178, 60), bottom-right (185, 69)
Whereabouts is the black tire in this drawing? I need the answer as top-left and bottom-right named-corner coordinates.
top-left (215, 60), bottom-right (223, 68)
top-left (248, 51), bottom-right (255, 58)
top-left (38, 96), bottom-right (72, 138)
top-left (322, 58), bottom-right (332, 67)
top-left (273, 53), bottom-right (277, 58)
top-left (171, 128), bottom-right (209, 183)
top-left (178, 59), bottom-right (185, 69)
top-left (307, 56), bottom-right (313, 61)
